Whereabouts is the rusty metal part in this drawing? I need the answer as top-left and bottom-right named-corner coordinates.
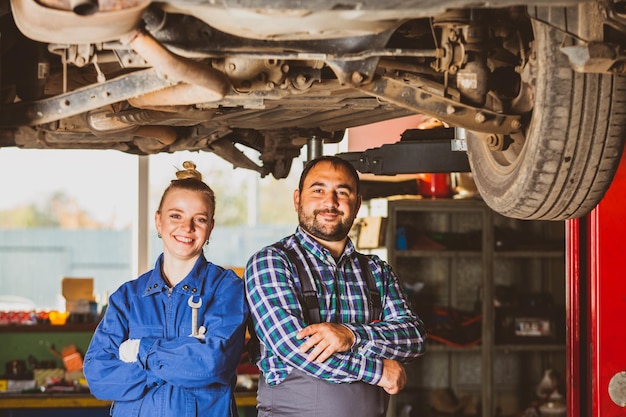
top-left (121, 29), bottom-right (231, 101)
top-left (456, 57), bottom-right (490, 106)
top-left (87, 108), bottom-right (140, 134)
top-left (86, 107), bottom-right (186, 140)
top-left (133, 126), bottom-right (178, 153)
top-left (214, 57), bottom-right (289, 91)
top-left (135, 126), bottom-right (177, 145)
top-left (10, 0), bottom-right (149, 43)
top-left (0, 68), bottom-right (174, 127)
top-left (129, 83), bottom-right (229, 107)
top-left (206, 135), bottom-right (270, 177)
top-left (358, 75), bottom-right (522, 135)
top-left (484, 134), bottom-right (504, 151)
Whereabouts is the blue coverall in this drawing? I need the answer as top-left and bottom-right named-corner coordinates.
top-left (84, 254), bottom-right (248, 417)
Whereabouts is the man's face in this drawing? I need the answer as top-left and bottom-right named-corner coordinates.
top-left (294, 161), bottom-right (361, 242)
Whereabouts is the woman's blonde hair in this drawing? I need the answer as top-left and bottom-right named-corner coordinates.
top-left (157, 161), bottom-right (216, 215)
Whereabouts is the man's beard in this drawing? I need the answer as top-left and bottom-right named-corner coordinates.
top-left (298, 207), bottom-right (352, 242)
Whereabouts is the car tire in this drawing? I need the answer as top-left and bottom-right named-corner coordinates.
top-left (465, 18), bottom-right (626, 221)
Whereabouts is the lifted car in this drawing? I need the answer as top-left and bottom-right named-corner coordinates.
top-left (1, 0), bottom-right (625, 220)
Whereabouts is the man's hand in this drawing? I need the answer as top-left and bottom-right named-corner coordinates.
top-left (377, 359), bottom-right (406, 395)
top-left (296, 323), bottom-right (355, 362)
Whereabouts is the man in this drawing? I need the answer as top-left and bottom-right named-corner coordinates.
top-left (244, 155), bottom-right (427, 417)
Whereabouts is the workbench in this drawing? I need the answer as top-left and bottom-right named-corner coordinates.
top-left (0, 324), bottom-right (258, 416)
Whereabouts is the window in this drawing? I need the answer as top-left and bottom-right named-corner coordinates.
top-left (0, 148), bottom-right (136, 310)
top-left (0, 145), bottom-right (342, 312)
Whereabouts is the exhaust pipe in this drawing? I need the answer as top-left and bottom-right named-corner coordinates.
top-left (121, 29), bottom-right (231, 102)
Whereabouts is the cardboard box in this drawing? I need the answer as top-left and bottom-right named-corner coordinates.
top-left (62, 277), bottom-right (95, 313)
top-left (356, 216), bottom-right (387, 249)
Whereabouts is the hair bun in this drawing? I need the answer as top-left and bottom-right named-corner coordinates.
top-left (175, 161), bottom-right (202, 181)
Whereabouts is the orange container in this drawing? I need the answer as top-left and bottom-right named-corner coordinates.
top-left (48, 311), bottom-right (69, 325)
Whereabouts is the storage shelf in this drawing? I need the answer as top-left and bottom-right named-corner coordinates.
top-left (427, 343), bottom-right (482, 353)
top-left (384, 198), bottom-right (565, 417)
top-left (396, 250), bottom-right (482, 257)
top-left (494, 344), bottom-right (565, 352)
top-left (495, 250), bottom-right (564, 258)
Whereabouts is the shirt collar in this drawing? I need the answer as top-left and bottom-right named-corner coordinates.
top-left (293, 226), bottom-right (357, 265)
top-left (143, 253), bottom-right (208, 296)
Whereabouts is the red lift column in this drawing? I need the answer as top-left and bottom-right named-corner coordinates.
top-left (567, 151), bottom-right (626, 417)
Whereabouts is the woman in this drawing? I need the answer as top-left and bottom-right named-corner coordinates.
top-left (84, 161), bottom-right (248, 417)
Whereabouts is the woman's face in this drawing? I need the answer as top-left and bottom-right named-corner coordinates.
top-left (155, 188), bottom-right (215, 262)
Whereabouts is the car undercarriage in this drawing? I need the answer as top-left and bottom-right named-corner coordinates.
top-left (1, 0), bottom-right (626, 220)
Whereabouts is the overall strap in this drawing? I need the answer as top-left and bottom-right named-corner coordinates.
top-left (273, 242), bottom-right (321, 324)
top-left (273, 242), bottom-right (382, 324)
top-left (356, 253), bottom-right (383, 321)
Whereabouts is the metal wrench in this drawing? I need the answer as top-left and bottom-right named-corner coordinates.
top-left (187, 295), bottom-right (202, 336)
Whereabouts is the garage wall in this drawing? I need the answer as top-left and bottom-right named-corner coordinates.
top-left (0, 225), bottom-right (294, 310)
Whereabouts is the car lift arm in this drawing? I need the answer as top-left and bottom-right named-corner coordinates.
top-left (337, 128), bottom-right (471, 175)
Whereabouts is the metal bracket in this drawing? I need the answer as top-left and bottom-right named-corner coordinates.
top-left (0, 68), bottom-right (175, 127)
top-left (358, 75), bottom-right (522, 135)
top-left (337, 127), bottom-right (471, 175)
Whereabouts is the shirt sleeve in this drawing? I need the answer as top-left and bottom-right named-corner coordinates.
top-left (83, 287), bottom-right (155, 401)
top-left (342, 256), bottom-right (427, 362)
top-left (141, 273), bottom-right (248, 388)
top-left (245, 247), bottom-right (384, 385)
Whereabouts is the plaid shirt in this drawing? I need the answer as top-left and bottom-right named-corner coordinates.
top-left (244, 226), bottom-right (427, 385)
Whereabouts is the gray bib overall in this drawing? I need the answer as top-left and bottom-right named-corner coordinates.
top-left (255, 243), bottom-right (388, 416)
top-left (257, 369), bottom-right (390, 417)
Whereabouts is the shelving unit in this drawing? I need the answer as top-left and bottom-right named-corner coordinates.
top-left (383, 197), bottom-right (565, 417)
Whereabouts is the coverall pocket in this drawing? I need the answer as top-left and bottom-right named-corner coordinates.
top-left (129, 325), bottom-right (163, 339)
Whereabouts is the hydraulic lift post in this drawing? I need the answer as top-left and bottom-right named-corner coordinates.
top-left (567, 150), bottom-right (626, 417)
